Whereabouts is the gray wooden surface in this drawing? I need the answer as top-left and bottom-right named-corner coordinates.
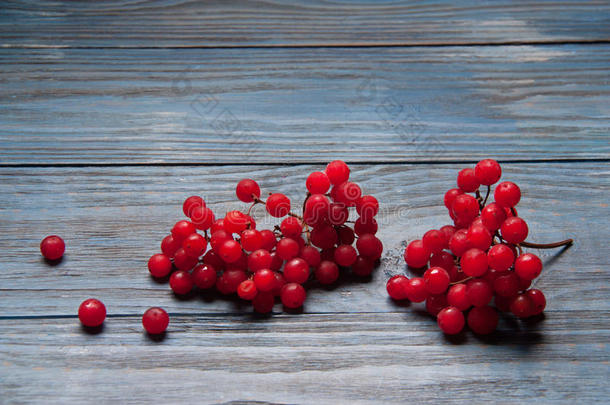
top-left (0, 1), bottom-right (609, 404)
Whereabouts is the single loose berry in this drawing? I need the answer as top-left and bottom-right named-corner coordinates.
top-left (236, 179), bottom-right (261, 203)
top-left (500, 216), bottom-right (529, 244)
top-left (192, 264), bottom-right (217, 289)
top-left (78, 298), bottom-right (106, 327)
top-left (494, 181), bottom-right (521, 208)
top-left (404, 240), bottom-right (431, 268)
top-left (437, 306), bottom-right (465, 335)
top-left (457, 168), bottom-right (480, 192)
top-left (40, 235), bottom-right (65, 260)
top-left (281, 283), bottom-right (307, 309)
top-left (266, 193), bottom-right (291, 217)
top-left (169, 270), bottom-right (193, 295)
top-left (315, 260), bottom-right (340, 284)
top-left (325, 160), bottom-right (350, 185)
top-left (467, 305), bottom-right (498, 334)
top-left (474, 159), bottom-right (502, 185)
top-left (514, 253), bottom-right (543, 280)
top-left (148, 253), bottom-right (172, 278)
top-left (142, 307), bottom-right (169, 335)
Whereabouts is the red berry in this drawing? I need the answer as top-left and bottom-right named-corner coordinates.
top-left (447, 284), bottom-right (471, 311)
top-left (526, 289), bottom-right (546, 315)
top-left (500, 216), bottom-right (529, 244)
top-left (276, 238), bottom-right (300, 260)
top-left (404, 277), bottom-right (428, 302)
top-left (218, 239), bottom-right (242, 263)
top-left (253, 269), bottom-right (276, 292)
top-left (325, 160), bottom-right (350, 185)
top-left (315, 260), bottom-right (340, 284)
top-left (494, 181), bottom-right (521, 207)
top-left (437, 306), bottom-right (465, 335)
top-left (440, 225), bottom-right (457, 241)
top-left (461, 248), bottom-right (488, 277)
top-left (272, 271), bottom-right (286, 296)
top-left (169, 270), bottom-right (193, 295)
top-left (351, 255), bottom-right (374, 276)
top-left (404, 240), bottom-right (431, 268)
top-left (280, 217), bottom-right (302, 238)
top-left (247, 249), bottom-right (272, 271)
top-left (266, 193), bottom-right (291, 217)
top-left (192, 264), bottom-right (217, 289)
top-left (328, 203), bottom-right (349, 225)
top-left (182, 233), bottom-right (207, 257)
top-left (239, 229), bottom-right (262, 252)
top-left (148, 253), bottom-right (172, 278)
top-left (303, 194), bottom-right (330, 225)
top-left (161, 234), bottom-right (180, 258)
top-left (269, 251), bottom-right (284, 271)
top-left (334, 244), bottom-right (358, 267)
top-left (334, 181), bottom-right (362, 206)
top-left (457, 168), bottom-right (480, 192)
top-left (429, 251), bottom-right (455, 271)
top-left (467, 305), bottom-right (498, 334)
top-left (171, 220), bottom-right (196, 242)
top-left (142, 307), bottom-right (169, 335)
top-left (474, 159), bottom-right (502, 186)
top-left (449, 229), bottom-right (471, 257)
top-left (237, 279), bottom-right (258, 300)
top-left (300, 245), bottom-right (321, 267)
top-left (236, 179), bottom-right (261, 203)
top-left (487, 243), bottom-right (515, 271)
top-left (466, 279), bottom-right (493, 307)
top-left (356, 195), bottom-right (379, 219)
top-left (306, 171), bottom-right (331, 194)
top-left (354, 216), bottom-right (378, 236)
top-left (190, 206), bottom-right (216, 231)
top-left (467, 224), bottom-right (492, 251)
top-left (451, 194), bottom-right (480, 223)
top-left (423, 267), bottom-right (450, 294)
top-left (422, 230), bottom-right (447, 254)
top-left (337, 225), bottom-right (355, 245)
top-left (493, 272), bottom-right (520, 297)
top-left (510, 293), bottom-right (533, 318)
top-left (444, 188), bottom-right (463, 210)
top-left (310, 225), bottom-right (338, 249)
top-left (283, 258), bottom-right (310, 284)
top-left (182, 195), bottom-right (205, 218)
top-left (202, 250), bottom-right (224, 270)
top-left (425, 294), bottom-right (449, 316)
top-left (281, 283), bottom-right (307, 308)
top-left (514, 253), bottom-right (543, 280)
top-left (210, 219), bottom-right (226, 234)
top-left (480, 202), bottom-right (506, 231)
top-left (259, 229), bottom-right (277, 251)
top-left (40, 235), bottom-right (65, 260)
top-left (386, 275), bottom-right (409, 300)
top-left (223, 210), bottom-right (248, 234)
top-left (221, 269), bottom-right (247, 293)
top-left (78, 298), bottom-right (106, 327)
top-left (173, 248), bottom-right (198, 271)
top-left (356, 234), bottom-right (383, 260)
top-left (252, 292), bottom-right (275, 314)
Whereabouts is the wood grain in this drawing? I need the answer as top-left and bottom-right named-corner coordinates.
top-left (1, 0), bottom-right (609, 48)
top-left (1, 45), bottom-right (609, 165)
top-left (0, 163), bottom-right (606, 317)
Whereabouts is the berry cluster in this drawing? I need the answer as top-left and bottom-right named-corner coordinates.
top-left (389, 159), bottom-right (572, 335)
top-left (148, 160), bottom-right (383, 314)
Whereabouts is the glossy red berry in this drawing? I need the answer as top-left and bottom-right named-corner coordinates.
top-left (457, 168), bottom-right (480, 192)
top-left (500, 216), bottom-right (529, 244)
top-left (161, 234), bottom-right (181, 258)
top-left (280, 217), bottom-right (302, 238)
top-left (514, 253), bottom-right (543, 280)
top-left (325, 160), bottom-right (350, 185)
top-left (300, 245), bottom-right (321, 267)
top-left (510, 294), bottom-right (533, 318)
top-left (78, 298), bottom-right (106, 327)
top-left (426, 294), bottom-right (449, 316)
top-left (173, 248), bottom-right (198, 271)
top-left (40, 235), bottom-right (65, 260)
top-left (466, 279), bottom-right (493, 307)
top-left (310, 225), bottom-right (338, 249)
top-left (386, 275), bottom-right (409, 300)
top-left (422, 230), bottom-right (447, 254)
top-left (526, 289), bottom-right (546, 315)
top-left (467, 305), bottom-right (498, 334)
top-left (449, 229), bottom-right (471, 257)
top-left (467, 224), bottom-right (492, 251)
top-left (253, 269), bottom-right (276, 292)
top-left (460, 248), bottom-right (488, 277)
top-left (354, 216), bottom-right (378, 236)
top-left (148, 253), bottom-right (172, 278)
top-left (444, 188), bottom-right (463, 210)
top-left (334, 244), bottom-right (358, 267)
top-left (334, 181), bottom-right (362, 206)
top-left (437, 306), bottom-right (465, 335)
top-left (190, 206), bottom-right (215, 231)
top-left (182, 195), bottom-right (205, 217)
top-left (315, 260), bottom-right (340, 284)
top-left (169, 270), bottom-right (193, 295)
top-left (480, 202), bottom-right (507, 231)
top-left (404, 277), bottom-right (428, 303)
top-left (281, 283), bottom-right (307, 308)
top-left (171, 220), bottom-right (196, 242)
top-left (494, 181), bottom-right (521, 208)
top-left (266, 193), bottom-right (291, 217)
top-left (192, 264), bottom-right (217, 289)
top-left (304, 194), bottom-right (331, 225)
top-left (351, 255), bottom-right (374, 276)
top-left (356, 195), bottom-right (379, 219)
top-left (423, 267), bottom-right (450, 294)
top-left (236, 179), bottom-right (261, 203)
top-left (356, 234), bottom-right (383, 260)
top-left (276, 238), bottom-right (300, 260)
top-left (258, 229), bottom-right (277, 251)
top-left (306, 171), bottom-right (331, 194)
top-left (218, 239), bottom-right (243, 263)
top-left (447, 284), bottom-right (470, 311)
top-left (451, 194), bottom-right (480, 223)
top-left (493, 272), bottom-right (520, 297)
top-left (247, 249), bottom-right (271, 272)
top-left (283, 258), bottom-right (310, 284)
top-left (252, 292), bottom-right (275, 314)
top-left (404, 240), bottom-right (431, 268)
top-left (429, 251), bottom-right (455, 271)
top-left (474, 159), bottom-right (502, 185)
top-left (237, 279), bottom-right (258, 300)
top-left (182, 233), bottom-right (207, 257)
top-left (487, 243), bottom-right (515, 271)
top-left (328, 202), bottom-right (349, 225)
top-left (142, 307), bottom-right (169, 334)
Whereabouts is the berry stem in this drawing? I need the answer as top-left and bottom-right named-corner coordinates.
top-left (449, 276), bottom-right (473, 286)
top-left (520, 239), bottom-right (573, 249)
top-left (482, 185), bottom-right (491, 206)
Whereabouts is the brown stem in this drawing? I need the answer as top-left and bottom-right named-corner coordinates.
top-left (449, 276), bottom-right (473, 286)
top-left (520, 239), bottom-right (573, 249)
top-left (482, 185), bottom-right (490, 206)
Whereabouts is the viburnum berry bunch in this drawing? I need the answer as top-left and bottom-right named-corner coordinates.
top-left (389, 159), bottom-right (572, 335)
top-left (148, 160), bottom-right (383, 314)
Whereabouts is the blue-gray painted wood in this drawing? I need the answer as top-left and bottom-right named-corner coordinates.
top-left (0, 45), bottom-right (608, 164)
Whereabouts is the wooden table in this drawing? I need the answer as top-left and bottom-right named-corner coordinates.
top-left (1, 1), bottom-right (609, 403)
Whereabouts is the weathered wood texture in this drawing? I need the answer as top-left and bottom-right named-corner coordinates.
top-left (1, 45), bottom-right (609, 165)
top-left (0, 163), bottom-right (606, 317)
top-left (1, 0), bottom-right (609, 48)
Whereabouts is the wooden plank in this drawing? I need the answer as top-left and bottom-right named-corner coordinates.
top-left (1, 0), bottom-right (609, 48)
top-left (0, 163), bottom-right (606, 316)
top-left (1, 312), bottom-right (608, 403)
top-left (1, 45), bottom-right (609, 165)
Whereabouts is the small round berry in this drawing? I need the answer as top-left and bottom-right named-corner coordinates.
top-left (236, 179), bottom-right (261, 203)
top-left (40, 235), bottom-right (65, 260)
top-left (493, 272), bottom-right (520, 297)
top-left (451, 194), bottom-right (480, 223)
top-left (161, 234), bottom-right (181, 258)
top-left (276, 238), bottom-right (300, 261)
top-left (386, 275), bottom-right (409, 300)
top-left (334, 181), bottom-right (362, 206)
top-left (510, 294), bottom-right (533, 318)
top-left (351, 255), bottom-right (375, 276)
top-left (328, 202), bottom-right (349, 226)
top-left (447, 284), bottom-right (471, 311)
top-left (514, 253), bottom-right (543, 280)
top-left (192, 264), bottom-right (217, 289)
top-left (494, 181), bottom-right (521, 208)
top-left (429, 251), bottom-right (455, 271)
top-left (467, 224), bottom-right (492, 251)
top-left (240, 229), bottom-right (263, 252)
top-left (148, 253), bottom-right (172, 278)
top-left (423, 267), bottom-right (450, 294)
top-left (449, 229), bottom-right (471, 257)
top-left (337, 225), bottom-right (355, 245)
top-left (281, 283), bottom-right (307, 309)
top-left (171, 220), bottom-right (196, 242)
top-left (480, 202), bottom-right (507, 231)
top-left (247, 249), bottom-right (272, 272)
top-left (310, 225), bottom-right (338, 249)
top-left (182, 195), bottom-right (205, 218)
top-left (500, 216), bottom-right (529, 244)
top-left (283, 257), bottom-right (310, 284)
top-left (526, 289), bottom-right (546, 315)
top-left (474, 159), bottom-right (502, 185)
top-left (304, 194), bottom-right (331, 225)
top-left (437, 306), bottom-right (465, 335)
top-left (444, 188), bottom-right (463, 210)
top-left (173, 248), bottom-right (198, 271)
top-left (300, 245), bottom-right (321, 267)
top-left (218, 239), bottom-right (243, 263)
top-left (222, 269), bottom-right (248, 293)
top-left (280, 217), bottom-right (302, 238)
top-left (202, 249), bottom-right (224, 270)
top-left (252, 292), bottom-right (275, 314)
top-left (466, 279), bottom-right (493, 307)
top-left (422, 229), bottom-right (447, 254)
top-left (306, 171), bottom-right (331, 194)
top-left (487, 244), bottom-right (515, 271)
top-left (426, 294), bottom-right (449, 316)
top-left (253, 269), bottom-right (276, 292)
top-left (259, 229), bottom-right (277, 251)
top-left (315, 260), bottom-right (340, 284)
top-left (325, 160), bottom-right (350, 185)
top-left (460, 248), bottom-right (488, 277)
top-left (169, 270), bottom-right (193, 295)
top-left (142, 307), bottom-right (169, 335)
top-left (334, 244), bottom-right (358, 267)
top-left (356, 234), bottom-right (383, 260)
top-left (190, 206), bottom-right (215, 231)
top-left (439, 225), bottom-right (457, 241)
top-left (404, 240), bottom-right (431, 268)
top-left (237, 279), bottom-right (258, 300)
top-left (266, 193), bottom-right (291, 217)
top-left (356, 195), bottom-right (379, 219)
top-left (354, 216), bottom-right (378, 236)
top-left (78, 298), bottom-right (106, 327)
top-left (457, 168), bottom-right (480, 192)
top-left (404, 277), bottom-right (428, 303)
top-left (269, 251), bottom-right (283, 271)
top-left (225, 210), bottom-right (250, 234)
top-left (272, 271), bottom-right (286, 296)
top-left (210, 219), bottom-right (227, 234)
top-left (182, 233), bottom-right (207, 257)
top-left (467, 305), bottom-right (498, 334)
